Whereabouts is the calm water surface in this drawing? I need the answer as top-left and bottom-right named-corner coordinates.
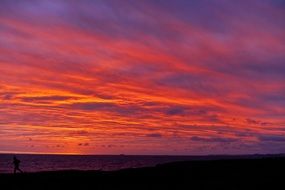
top-left (0, 154), bottom-right (198, 173)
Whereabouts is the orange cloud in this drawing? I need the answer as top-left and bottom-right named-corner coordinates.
top-left (0, 0), bottom-right (285, 155)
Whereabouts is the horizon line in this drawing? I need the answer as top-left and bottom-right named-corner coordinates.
top-left (0, 151), bottom-right (284, 157)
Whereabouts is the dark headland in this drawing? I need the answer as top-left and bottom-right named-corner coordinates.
top-left (1, 155), bottom-right (285, 190)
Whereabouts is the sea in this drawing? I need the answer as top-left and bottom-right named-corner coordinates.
top-left (0, 154), bottom-right (197, 173)
top-left (0, 154), bottom-right (282, 174)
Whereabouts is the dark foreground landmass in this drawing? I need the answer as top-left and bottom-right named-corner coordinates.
top-left (1, 156), bottom-right (285, 190)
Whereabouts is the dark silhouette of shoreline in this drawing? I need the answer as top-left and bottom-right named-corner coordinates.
top-left (1, 156), bottom-right (284, 190)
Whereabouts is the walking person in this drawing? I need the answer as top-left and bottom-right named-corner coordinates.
top-left (13, 156), bottom-right (23, 174)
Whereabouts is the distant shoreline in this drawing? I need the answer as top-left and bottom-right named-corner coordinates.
top-left (1, 152), bottom-right (284, 157)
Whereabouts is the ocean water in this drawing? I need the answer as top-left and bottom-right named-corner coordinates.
top-left (1, 154), bottom-right (279, 173)
top-left (0, 154), bottom-right (198, 173)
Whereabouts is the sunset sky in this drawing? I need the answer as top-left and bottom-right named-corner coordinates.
top-left (0, 0), bottom-right (285, 155)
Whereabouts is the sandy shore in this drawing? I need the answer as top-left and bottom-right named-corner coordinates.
top-left (1, 157), bottom-right (284, 190)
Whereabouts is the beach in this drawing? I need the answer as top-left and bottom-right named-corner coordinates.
top-left (2, 156), bottom-right (284, 190)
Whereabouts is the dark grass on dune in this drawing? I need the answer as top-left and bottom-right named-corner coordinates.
top-left (1, 157), bottom-right (285, 190)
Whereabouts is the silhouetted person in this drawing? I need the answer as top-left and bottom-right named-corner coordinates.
top-left (13, 156), bottom-right (23, 174)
